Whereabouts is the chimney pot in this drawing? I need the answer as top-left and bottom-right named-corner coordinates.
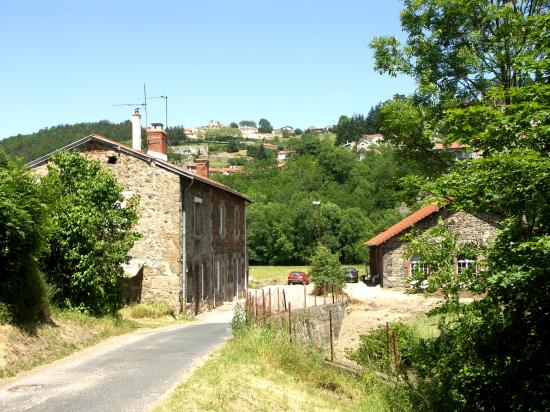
top-left (131, 109), bottom-right (142, 151)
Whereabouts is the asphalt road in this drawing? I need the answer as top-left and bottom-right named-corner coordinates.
top-left (0, 305), bottom-right (233, 412)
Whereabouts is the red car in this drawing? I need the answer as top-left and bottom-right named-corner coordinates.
top-left (287, 271), bottom-right (309, 285)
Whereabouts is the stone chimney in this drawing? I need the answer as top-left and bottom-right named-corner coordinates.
top-left (146, 123), bottom-right (168, 161)
top-left (194, 158), bottom-right (209, 178)
top-left (131, 109), bottom-right (142, 151)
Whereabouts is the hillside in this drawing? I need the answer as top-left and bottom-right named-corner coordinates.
top-left (0, 121), bottom-right (134, 164)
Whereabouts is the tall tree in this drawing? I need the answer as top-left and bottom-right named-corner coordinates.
top-left (239, 120), bottom-right (257, 128)
top-left (258, 118), bottom-right (273, 134)
top-left (371, 0), bottom-right (549, 103)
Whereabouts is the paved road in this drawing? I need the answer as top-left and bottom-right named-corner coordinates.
top-left (0, 305), bottom-right (233, 412)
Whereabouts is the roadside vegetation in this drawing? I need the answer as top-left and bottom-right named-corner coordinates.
top-left (155, 323), bottom-right (372, 412)
top-left (0, 300), bottom-right (189, 380)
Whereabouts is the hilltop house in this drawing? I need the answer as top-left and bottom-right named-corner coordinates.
top-left (434, 142), bottom-right (481, 160)
top-left (28, 110), bottom-right (251, 314)
top-left (365, 204), bottom-right (499, 287)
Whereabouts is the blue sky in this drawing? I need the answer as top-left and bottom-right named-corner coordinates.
top-left (0, 0), bottom-right (415, 139)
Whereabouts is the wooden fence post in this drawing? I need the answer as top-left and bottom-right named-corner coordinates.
top-left (288, 302), bottom-right (292, 342)
top-left (385, 322), bottom-right (390, 372)
top-left (329, 309), bottom-right (334, 362)
top-left (392, 329), bottom-right (400, 370)
top-left (332, 284), bottom-right (335, 304)
top-left (314, 292), bottom-right (317, 307)
top-left (303, 284), bottom-right (307, 308)
top-left (262, 289), bottom-right (265, 324)
top-left (254, 290), bottom-right (258, 321)
top-left (282, 289), bottom-right (287, 311)
top-left (268, 288), bottom-right (272, 316)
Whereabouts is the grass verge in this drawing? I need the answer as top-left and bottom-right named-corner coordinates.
top-left (154, 322), bottom-right (419, 412)
top-left (249, 265), bottom-right (310, 288)
top-left (0, 301), bottom-right (191, 380)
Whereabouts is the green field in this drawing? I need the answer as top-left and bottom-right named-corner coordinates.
top-left (248, 265), bottom-right (365, 288)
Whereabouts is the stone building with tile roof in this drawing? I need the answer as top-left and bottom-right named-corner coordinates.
top-left (28, 112), bottom-right (251, 314)
top-left (365, 204), bottom-right (499, 287)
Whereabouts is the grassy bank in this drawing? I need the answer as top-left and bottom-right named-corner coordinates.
top-left (154, 320), bottom-right (419, 412)
top-left (0, 302), bottom-right (188, 380)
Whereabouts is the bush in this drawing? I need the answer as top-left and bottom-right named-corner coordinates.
top-left (119, 299), bottom-right (176, 319)
top-left (309, 244), bottom-right (344, 292)
top-left (0, 163), bottom-right (50, 324)
top-left (40, 152), bottom-right (140, 316)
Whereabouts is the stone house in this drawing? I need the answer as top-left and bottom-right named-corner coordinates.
top-left (27, 111), bottom-right (251, 314)
top-left (365, 204), bottom-right (500, 287)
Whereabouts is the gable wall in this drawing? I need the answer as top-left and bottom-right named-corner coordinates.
top-left (80, 142), bottom-right (183, 306)
top-left (380, 210), bottom-right (499, 288)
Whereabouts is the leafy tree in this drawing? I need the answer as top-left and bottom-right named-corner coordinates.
top-left (258, 118), bottom-right (273, 134)
top-left (371, 0), bottom-right (548, 102)
top-left (294, 128), bottom-right (303, 135)
top-left (229, 122), bottom-right (239, 128)
top-left (166, 126), bottom-right (187, 146)
top-left (226, 140), bottom-right (240, 153)
top-left (335, 113), bottom-right (378, 146)
top-left (239, 120), bottom-right (257, 128)
top-left (310, 244), bottom-right (343, 291)
top-left (41, 152), bottom-right (140, 315)
top-left (369, 2), bottom-right (550, 409)
top-left (0, 162), bottom-right (50, 324)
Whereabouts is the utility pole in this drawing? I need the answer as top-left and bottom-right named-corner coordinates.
top-left (312, 200), bottom-right (321, 242)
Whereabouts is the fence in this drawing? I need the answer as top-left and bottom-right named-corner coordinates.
top-left (244, 284), bottom-right (354, 367)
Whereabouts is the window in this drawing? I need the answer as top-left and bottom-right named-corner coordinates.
top-left (219, 203), bottom-right (226, 237)
top-left (193, 197), bottom-right (202, 238)
top-left (410, 256), bottom-right (429, 276)
top-left (457, 257), bottom-right (477, 274)
top-left (234, 207), bottom-right (240, 238)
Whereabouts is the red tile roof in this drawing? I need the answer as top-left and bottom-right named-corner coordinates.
top-left (434, 142), bottom-right (470, 150)
top-left (365, 203), bottom-right (441, 246)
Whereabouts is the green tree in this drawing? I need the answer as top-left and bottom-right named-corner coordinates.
top-left (229, 122), bottom-right (239, 128)
top-left (309, 244), bottom-right (343, 291)
top-left (239, 120), bottom-right (257, 128)
top-left (166, 126), bottom-right (187, 146)
top-left (369, 2), bottom-right (550, 409)
top-left (41, 152), bottom-right (140, 315)
top-left (0, 162), bottom-right (50, 324)
top-left (371, 0), bottom-right (548, 102)
top-left (258, 118), bottom-right (273, 134)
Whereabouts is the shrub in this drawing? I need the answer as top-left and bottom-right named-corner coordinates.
top-left (119, 299), bottom-right (176, 319)
top-left (40, 152), bottom-right (140, 316)
top-left (0, 162), bottom-right (50, 324)
top-left (309, 244), bottom-right (344, 292)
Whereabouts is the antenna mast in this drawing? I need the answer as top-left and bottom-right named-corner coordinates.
top-left (150, 95), bottom-right (168, 128)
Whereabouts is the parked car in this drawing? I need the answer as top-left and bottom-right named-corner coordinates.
top-left (343, 267), bottom-right (359, 283)
top-left (287, 271), bottom-right (309, 285)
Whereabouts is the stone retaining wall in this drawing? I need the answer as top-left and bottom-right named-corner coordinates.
top-left (269, 301), bottom-right (346, 350)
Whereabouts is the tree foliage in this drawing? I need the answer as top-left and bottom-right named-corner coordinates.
top-left (40, 152), bottom-right (140, 315)
top-left (258, 118), bottom-right (273, 134)
top-left (309, 244), bottom-right (343, 290)
top-left (370, 2), bottom-right (550, 409)
top-left (0, 161), bottom-right (50, 324)
top-left (239, 120), bottom-right (257, 128)
top-left (218, 136), bottom-right (420, 265)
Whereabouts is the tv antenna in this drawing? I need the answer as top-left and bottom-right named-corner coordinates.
top-left (113, 83), bottom-right (149, 126)
top-left (149, 95), bottom-right (168, 128)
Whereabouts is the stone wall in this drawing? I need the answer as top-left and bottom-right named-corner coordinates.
top-left (80, 143), bottom-right (183, 307)
top-left (381, 210), bottom-right (500, 287)
top-left (270, 301), bottom-right (347, 350)
top-left (184, 180), bottom-right (247, 312)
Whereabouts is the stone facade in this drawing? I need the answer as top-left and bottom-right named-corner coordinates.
top-left (28, 135), bottom-right (249, 313)
top-left (373, 210), bottom-right (499, 288)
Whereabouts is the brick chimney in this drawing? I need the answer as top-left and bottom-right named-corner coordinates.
top-left (194, 158), bottom-right (209, 178)
top-left (146, 123), bottom-right (168, 161)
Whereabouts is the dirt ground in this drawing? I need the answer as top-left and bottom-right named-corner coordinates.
top-left (334, 283), bottom-right (443, 360)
